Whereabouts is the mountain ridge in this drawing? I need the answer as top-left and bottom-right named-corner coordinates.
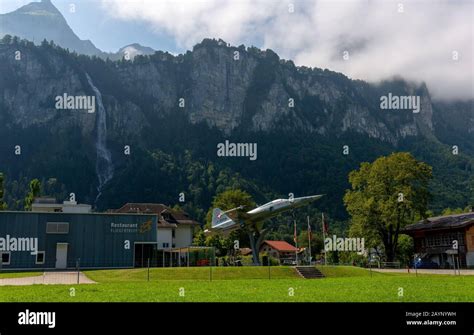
top-left (2, 35), bottom-right (470, 145)
top-left (0, 0), bottom-right (102, 56)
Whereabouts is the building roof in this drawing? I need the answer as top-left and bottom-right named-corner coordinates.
top-left (33, 197), bottom-right (57, 204)
top-left (403, 212), bottom-right (474, 233)
top-left (157, 219), bottom-right (178, 229)
top-left (239, 248), bottom-right (253, 256)
top-left (262, 240), bottom-right (298, 252)
top-left (114, 203), bottom-right (199, 227)
top-left (31, 197), bottom-right (92, 213)
top-left (115, 203), bottom-right (167, 214)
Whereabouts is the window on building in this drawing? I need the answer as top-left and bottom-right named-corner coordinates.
top-left (172, 229), bottom-right (176, 238)
top-left (35, 252), bottom-right (45, 265)
top-left (1, 252), bottom-right (10, 265)
top-left (163, 243), bottom-right (169, 248)
top-left (57, 223), bottom-right (69, 234)
top-left (46, 222), bottom-right (69, 234)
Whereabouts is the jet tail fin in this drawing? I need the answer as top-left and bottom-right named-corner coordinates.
top-left (211, 208), bottom-right (236, 229)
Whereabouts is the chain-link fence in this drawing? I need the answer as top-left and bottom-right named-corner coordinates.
top-left (0, 255), bottom-right (291, 284)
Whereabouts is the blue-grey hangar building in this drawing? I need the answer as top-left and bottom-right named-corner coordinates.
top-left (0, 199), bottom-right (202, 270)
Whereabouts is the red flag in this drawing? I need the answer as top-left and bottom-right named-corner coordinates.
top-left (322, 213), bottom-right (329, 234)
top-left (293, 221), bottom-right (297, 244)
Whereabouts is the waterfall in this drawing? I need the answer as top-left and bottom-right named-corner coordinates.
top-left (86, 73), bottom-right (114, 204)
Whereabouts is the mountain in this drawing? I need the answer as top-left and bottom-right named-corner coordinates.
top-left (1, 36), bottom-right (473, 229)
top-left (117, 43), bottom-right (156, 60)
top-left (0, 0), bottom-right (102, 56)
top-left (0, 0), bottom-right (156, 60)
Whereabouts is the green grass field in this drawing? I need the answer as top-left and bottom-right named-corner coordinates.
top-left (0, 266), bottom-right (473, 302)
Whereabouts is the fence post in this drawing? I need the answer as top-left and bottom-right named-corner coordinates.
top-left (147, 258), bottom-right (150, 282)
top-left (170, 248), bottom-right (173, 268)
top-left (268, 260), bottom-right (271, 280)
top-left (452, 255), bottom-right (456, 276)
top-left (414, 255), bottom-right (418, 277)
top-left (209, 249), bottom-right (213, 282)
top-left (76, 258), bottom-right (80, 284)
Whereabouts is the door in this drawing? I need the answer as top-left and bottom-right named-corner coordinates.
top-left (134, 243), bottom-right (158, 267)
top-left (55, 243), bottom-right (68, 269)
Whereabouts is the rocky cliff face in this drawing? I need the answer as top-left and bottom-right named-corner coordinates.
top-left (2, 37), bottom-right (466, 148)
top-left (2, 0), bottom-right (472, 156)
top-left (0, 42), bottom-right (148, 141)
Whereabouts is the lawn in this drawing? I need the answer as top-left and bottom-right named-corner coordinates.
top-left (0, 266), bottom-right (473, 302)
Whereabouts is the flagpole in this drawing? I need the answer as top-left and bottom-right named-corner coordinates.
top-left (294, 220), bottom-right (298, 265)
top-left (307, 216), bottom-right (312, 265)
top-left (322, 213), bottom-right (326, 265)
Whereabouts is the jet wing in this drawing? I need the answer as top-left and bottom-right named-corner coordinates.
top-left (226, 208), bottom-right (250, 222)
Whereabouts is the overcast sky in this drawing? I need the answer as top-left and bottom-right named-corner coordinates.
top-left (1, 0), bottom-right (473, 100)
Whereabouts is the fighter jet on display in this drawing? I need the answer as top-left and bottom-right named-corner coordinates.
top-left (206, 194), bottom-right (324, 235)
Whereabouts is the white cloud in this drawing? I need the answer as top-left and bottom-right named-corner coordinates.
top-left (101, 0), bottom-right (473, 100)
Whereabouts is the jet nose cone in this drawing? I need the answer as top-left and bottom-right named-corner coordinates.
top-left (289, 194), bottom-right (324, 206)
top-left (299, 194), bottom-right (324, 201)
top-left (310, 194), bottom-right (324, 199)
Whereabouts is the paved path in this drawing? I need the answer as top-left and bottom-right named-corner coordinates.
top-left (0, 272), bottom-right (96, 286)
top-left (373, 268), bottom-right (474, 275)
